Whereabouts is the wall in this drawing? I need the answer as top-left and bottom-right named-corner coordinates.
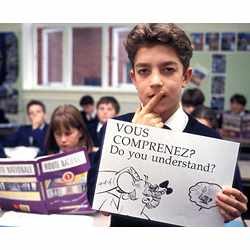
top-left (1, 23), bottom-right (250, 124)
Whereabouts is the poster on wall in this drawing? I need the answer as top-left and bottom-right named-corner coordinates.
top-left (237, 33), bottom-right (250, 51)
top-left (212, 54), bottom-right (226, 73)
top-left (221, 33), bottom-right (236, 51)
top-left (190, 33), bottom-right (204, 51)
top-left (211, 96), bottom-right (225, 111)
top-left (0, 32), bottom-right (18, 114)
top-left (211, 76), bottom-right (225, 95)
top-left (190, 66), bottom-right (208, 86)
top-left (205, 33), bottom-right (220, 51)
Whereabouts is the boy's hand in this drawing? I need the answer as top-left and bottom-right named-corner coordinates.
top-left (31, 116), bottom-right (44, 130)
top-left (132, 92), bottom-right (164, 128)
top-left (216, 187), bottom-right (248, 222)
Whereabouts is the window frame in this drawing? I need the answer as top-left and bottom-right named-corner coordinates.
top-left (22, 23), bottom-right (136, 93)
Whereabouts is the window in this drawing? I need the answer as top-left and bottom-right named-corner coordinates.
top-left (72, 27), bottom-right (102, 86)
top-left (37, 28), bottom-right (63, 85)
top-left (111, 27), bottom-right (132, 87)
top-left (23, 24), bottom-right (135, 91)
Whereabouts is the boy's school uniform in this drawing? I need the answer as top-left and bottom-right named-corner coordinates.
top-left (2, 123), bottom-right (49, 154)
top-left (87, 121), bottom-right (103, 148)
top-left (81, 111), bottom-right (98, 127)
top-left (87, 109), bottom-right (243, 227)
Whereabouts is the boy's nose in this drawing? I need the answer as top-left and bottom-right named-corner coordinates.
top-left (150, 71), bottom-right (163, 88)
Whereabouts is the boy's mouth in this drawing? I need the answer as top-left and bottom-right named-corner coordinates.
top-left (148, 93), bottom-right (166, 100)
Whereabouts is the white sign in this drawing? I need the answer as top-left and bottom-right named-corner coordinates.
top-left (92, 119), bottom-right (240, 226)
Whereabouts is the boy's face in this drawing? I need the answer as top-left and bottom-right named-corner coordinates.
top-left (130, 45), bottom-right (192, 121)
top-left (230, 102), bottom-right (245, 114)
top-left (97, 103), bottom-right (117, 124)
top-left (83, 104), bottom-right (95, 115)
top-left (27, 104), bottom-right (46, 126)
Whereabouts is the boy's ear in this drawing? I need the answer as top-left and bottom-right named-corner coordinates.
top-left (182, 67), bottom-right (192, 88)
top-left (130, 69), bottom-right (137, 86)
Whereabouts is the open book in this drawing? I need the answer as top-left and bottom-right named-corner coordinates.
top-left (0, 148), bottom-right (94, 214)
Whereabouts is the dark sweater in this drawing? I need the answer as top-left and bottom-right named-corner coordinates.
top-left (88, 112), bottom-right (243, 227)
top-left (2, 123), bottom-right (49, 155)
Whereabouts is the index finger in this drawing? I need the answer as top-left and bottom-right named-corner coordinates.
top-left (142, 91), bottom-right (165, 114)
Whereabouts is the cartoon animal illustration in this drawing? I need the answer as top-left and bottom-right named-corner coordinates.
top-left (95, 166), bottom-right (173, 219)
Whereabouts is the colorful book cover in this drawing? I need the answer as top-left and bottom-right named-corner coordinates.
top-left (0, 148), bottom-right (94, 214)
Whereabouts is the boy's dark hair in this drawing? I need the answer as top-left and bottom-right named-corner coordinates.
top-left (79, 95), bottom-right (95, 107)
top-left (181, 88), bottom-right (205, 107)
top-left (125, 23), bottom-right (193, 72)
top-left (97, 96), bottom-right (120, 114)
top-left (191, 105), bottom-right (218, 129)
top-left (26, 100), bottom-right (46, 113)
top-left (230, 94), bottom-right (247, 106)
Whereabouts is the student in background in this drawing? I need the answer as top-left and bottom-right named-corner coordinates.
top-left (44, 104), bottom-right (93, 154)
top-left (181, 88), bottom-right (205, 114)
top-left (2, 100), bottom-right (48, 155)
top-left (41, 104), bottom-right (95, 214)
top-left (89, 23), bottom-right (247, 226)
top-left (191, 105), bottom-right (218, 129)
top-left (229, 94), bottom-right (248, 115)
top-left (218, 94), bottom-right (249, 136)
top-left (79, 95), bottom-right (98, 126)
top-left (88, 96), bottom-right (120, 148)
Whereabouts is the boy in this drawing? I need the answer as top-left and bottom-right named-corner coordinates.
top-left (181, 88), bottom-right (205, 114)
top-left (89, 23), bottom-right (247, 226)
top-left (229, 94), bottom-right (248, 115)
top-left (88, 96), bottom-right (120, 148)
top-left (79, 95), bottom-right (98, 126)
top-left (2, 100), bottom-right (48, 155)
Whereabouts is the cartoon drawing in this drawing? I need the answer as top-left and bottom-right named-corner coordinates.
top-left (95, 166), bottom-right (173, 220)
top-left (188, 182), bottom-right (222, 211)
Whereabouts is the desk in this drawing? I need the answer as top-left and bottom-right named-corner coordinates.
top-left (0, 211), bottom-right (111, 227)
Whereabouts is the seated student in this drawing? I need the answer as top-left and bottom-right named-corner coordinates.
top-left (191, 105), bottom-right (218, 129)
top-left (181, 88), bottom-right (205, 114)
top-left (44, 104), bottom-right (95, 214)
top-left (88, 23), bottom-right (248, 227)
top-left (218, 94), bottom-right (248, 128)
top-left (2, 100), bottom-right (48, 155)
top-left (79, 95), bottom-right (98, 126)
top-left (44, 104), bottom-right (93, 154)
top-left (88, 96), bottom-right (120, 148)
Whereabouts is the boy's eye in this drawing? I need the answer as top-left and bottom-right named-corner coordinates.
top-left (137, 68), bottom-right (150, 75)
top-left (162, 67), bottom-right (175, 74)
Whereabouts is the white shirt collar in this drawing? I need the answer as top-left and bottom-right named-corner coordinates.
top-left (164, 104), bottom-right (188, 132)
top-left (97, 122), bottom-right (103, 133)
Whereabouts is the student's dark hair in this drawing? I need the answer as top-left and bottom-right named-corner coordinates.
top-left (79, 95), bottom-right (95, 107)
top-left (125, 23), bottom-right (193, 72)
top-left (96, 96), bottom-right (120, 114)
top-left (181, 88), bottom-right (205, 107)
top-left (44, 104), bottom-right (93, 154)
top-left (230, 94), bottom-right (247, 106)
top-left (191, 105), bottom-right (218, 129)
top-left (26, 100), bottom-right (46, 113)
